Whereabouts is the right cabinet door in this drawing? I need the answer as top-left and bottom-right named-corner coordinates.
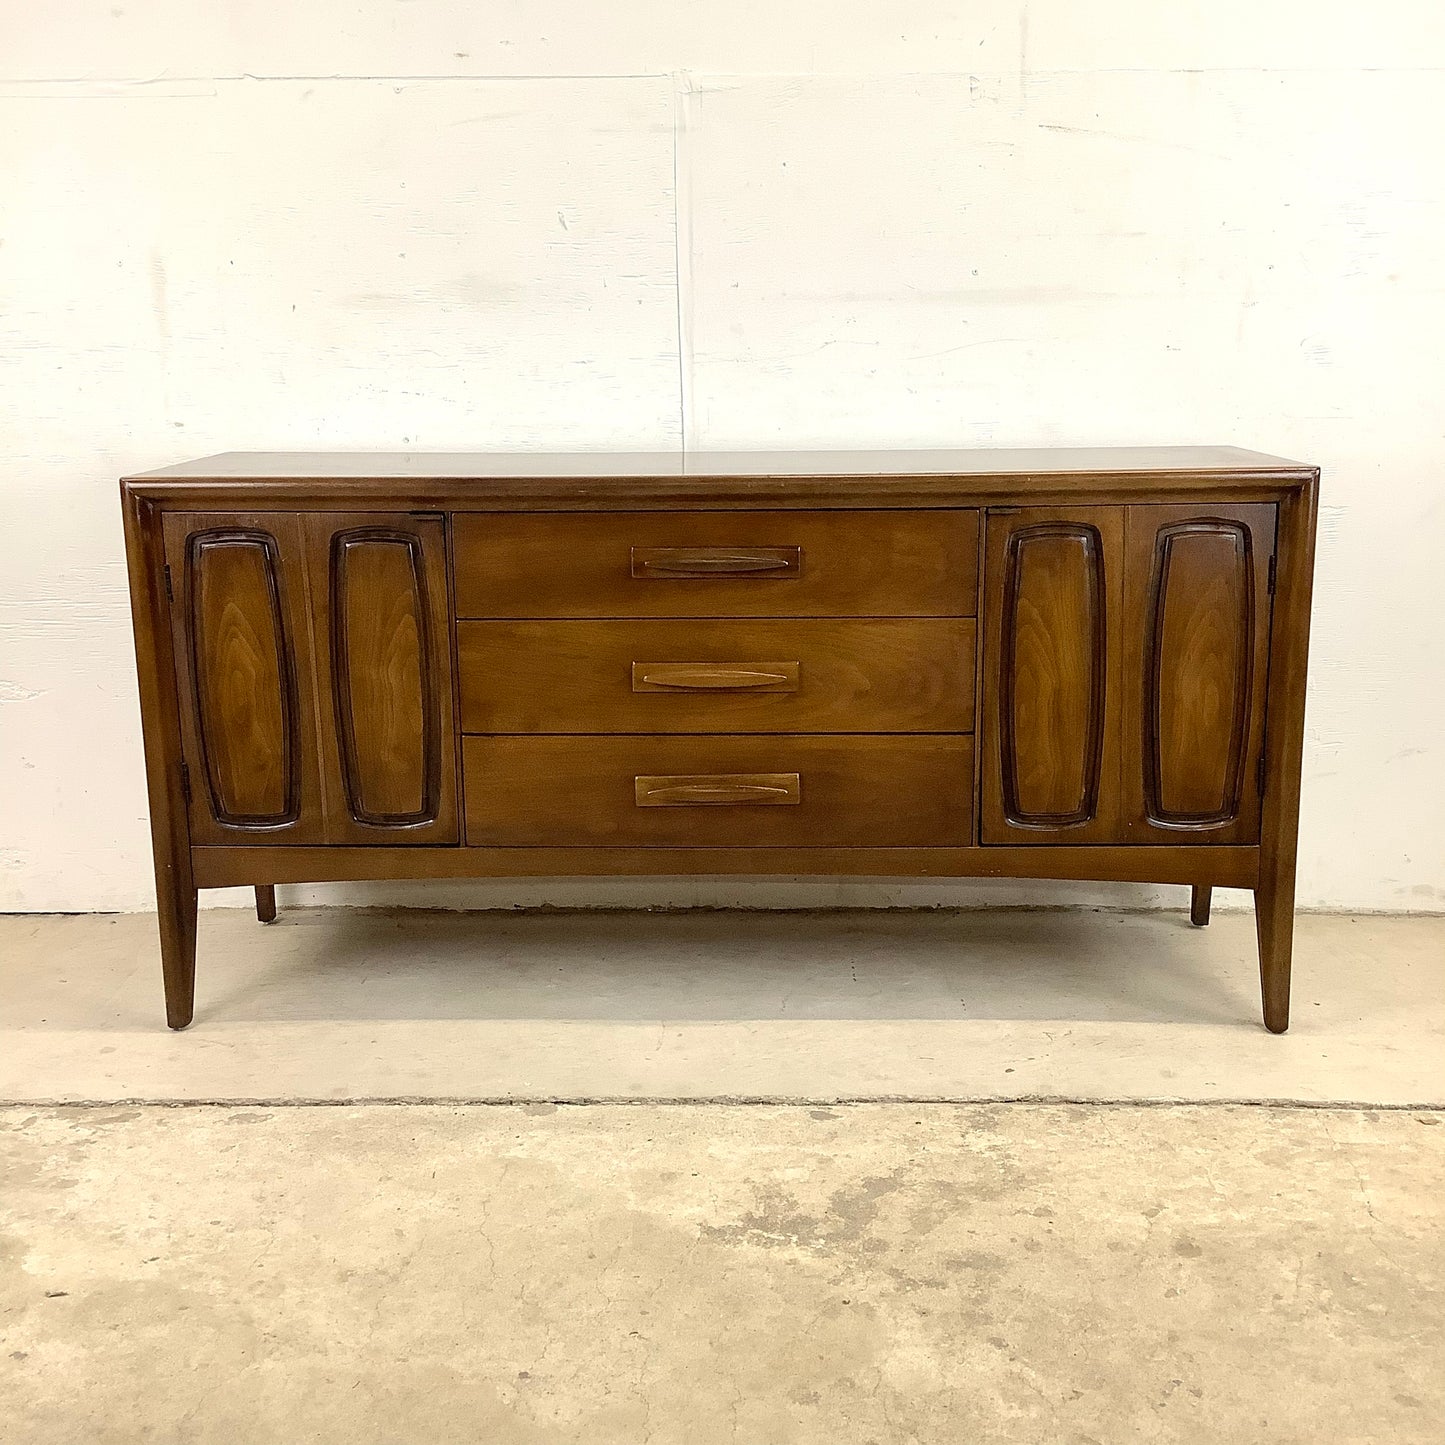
top-left (1121, 503), bottom-right (1276, 844)
top-left (981, 503), bottom-right (1275, 846)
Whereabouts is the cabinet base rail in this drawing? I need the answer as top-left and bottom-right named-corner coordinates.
top-left (192, 844), bottom-right (1259, 890)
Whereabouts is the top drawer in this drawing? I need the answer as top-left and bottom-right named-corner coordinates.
top-left (452, 510), bottom-right (978, 618)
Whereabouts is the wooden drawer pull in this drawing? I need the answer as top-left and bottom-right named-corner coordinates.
top-left (630, 545), bottom-right (801, 578)
top-left (634, 772), bottom-right (801, 807)
top-left (632, 661), bottom-right (800, 693)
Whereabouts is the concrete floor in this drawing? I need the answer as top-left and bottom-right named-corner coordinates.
top-left (1, 908), bottom-right (1441, 1104)
top-left (2, 1102), bottom-right (1441, 1444)
top-left (3, 909), bottom-right (1442, 1441)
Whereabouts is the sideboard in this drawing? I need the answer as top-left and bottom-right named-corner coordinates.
top-left (121, 447), bottom-right (1318, 1032)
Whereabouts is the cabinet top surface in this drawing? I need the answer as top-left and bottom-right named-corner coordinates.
top-left (127, 445), bottom-right (1313, 483)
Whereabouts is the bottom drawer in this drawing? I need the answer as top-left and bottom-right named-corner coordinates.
top-left (464, 735), bottom-right (974, 848)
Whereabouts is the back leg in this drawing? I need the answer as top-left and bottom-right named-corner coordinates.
top-left (1190, 885), bottom-right (1212, 927)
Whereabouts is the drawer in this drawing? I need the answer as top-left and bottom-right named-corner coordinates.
top-left (452, 510), bottom-right (978, 618)
top-left (458, 618), bottom-right (976, 734)
top-left (463, 735), bottom-right (974, 847)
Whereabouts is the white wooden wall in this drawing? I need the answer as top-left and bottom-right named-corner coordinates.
top-left (3, 3), bottom-right (1443, 912)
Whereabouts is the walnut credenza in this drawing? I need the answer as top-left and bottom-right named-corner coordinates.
top-left (121, 447), bottom-right (1318, 1032)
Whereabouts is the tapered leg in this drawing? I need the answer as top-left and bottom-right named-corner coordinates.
top-left (1250, 473), bottom-right (1316, 1036)
top-left (255, 884), bottom-right (277, 924)
top-left (1189, 885), bottom-right (1212, 927)
top-left (1254, 871), bottom-right (1293, 1034)
top-left (158, 867), bottom-right (198, 1030)
top-left (123, 489), bottom-right (201, 1030)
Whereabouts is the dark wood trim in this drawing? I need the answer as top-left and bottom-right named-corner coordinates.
top-left (191, 843), bottom-right (1260, 890)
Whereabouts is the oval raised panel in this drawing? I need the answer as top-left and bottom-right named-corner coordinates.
top-left (1000, 524), bottom-right (1106, 827)
top-left (330, 530), bottom-right (438, 827)
top-left (1145, 521), bottom-right (1253, 827)
top-left (188, 530), bottom-right (299, 827)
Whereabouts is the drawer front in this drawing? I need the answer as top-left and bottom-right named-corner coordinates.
top-left (453, 510), bottom-right (979, 618)
top-left (458, 618), bottom-right (976, 734)
top-left (464, 735), bottom-right (974, 847)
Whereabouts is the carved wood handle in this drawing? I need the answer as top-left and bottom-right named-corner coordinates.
top-left (634, 772), bottom-right (802, 807)
top-left (632, 661), bottom-right (800, 693)
top-left (630, 545), bottom-right (801, 578)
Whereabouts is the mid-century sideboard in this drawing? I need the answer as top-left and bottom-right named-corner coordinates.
top-left (121, 447), bottom-right (1317, 1032)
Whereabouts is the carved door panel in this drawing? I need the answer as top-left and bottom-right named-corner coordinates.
top-left (980, 508), bottom-right (1126, 844)
top-left (304, 514), bottom-right (458, 845)
top-left (1121, 504), bottom-right (1276, 844)
top-left (162, 513), bottom-right (326, 845)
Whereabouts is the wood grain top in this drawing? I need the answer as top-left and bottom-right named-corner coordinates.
top-left (127, 445), bottom-right (1312, 482)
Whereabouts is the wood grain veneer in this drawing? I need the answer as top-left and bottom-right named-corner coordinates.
top-left (457, 618), bottom-right (975, 735)
top-left (462, 735), bottom-right (975, 848)
top-left (452, 510), bottom-right (978, 619)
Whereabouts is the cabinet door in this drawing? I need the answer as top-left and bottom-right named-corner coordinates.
top-left (305, 514), bottom-right (458, 844)
top-left (1122, 504), bottom-right (1275, 843)
top-left (163, 513), bottom-right (325, 844)
top-left (980, 508), bottom-right (1125, 844)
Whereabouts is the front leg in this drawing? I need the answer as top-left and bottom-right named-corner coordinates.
top-left (158, 861), bottom-right (198, 1030)
top-left (1254, 869), bottom-right (1294, 1034)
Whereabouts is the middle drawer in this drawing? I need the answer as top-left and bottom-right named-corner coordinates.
top-left (458, 618), bottom-right (976, 734)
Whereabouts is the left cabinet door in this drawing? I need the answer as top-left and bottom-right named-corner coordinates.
top-left (304, 513), bottom-right (458, 844)
top-left (163, 512), bottom-right (326, 844)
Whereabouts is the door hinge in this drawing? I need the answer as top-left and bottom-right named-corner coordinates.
top-left (1256, 754), bottom-right (1267, 798)
top-left (163, 563), bottom-right (174, 603)
top-left (179, 760), bottom-right (192, 804)
top-left (1267, 554), bottom-right (1277, 595)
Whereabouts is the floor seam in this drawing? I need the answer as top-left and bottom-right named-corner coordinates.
top-left (4, 1095), bottom-right (1443, 1110)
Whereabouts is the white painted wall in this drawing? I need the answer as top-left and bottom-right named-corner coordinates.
top-left (3, 3), bottom-right (1443, 914)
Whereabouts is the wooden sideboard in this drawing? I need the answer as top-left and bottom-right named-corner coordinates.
top-left (121, 447), bottom-right (1318, 1032)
